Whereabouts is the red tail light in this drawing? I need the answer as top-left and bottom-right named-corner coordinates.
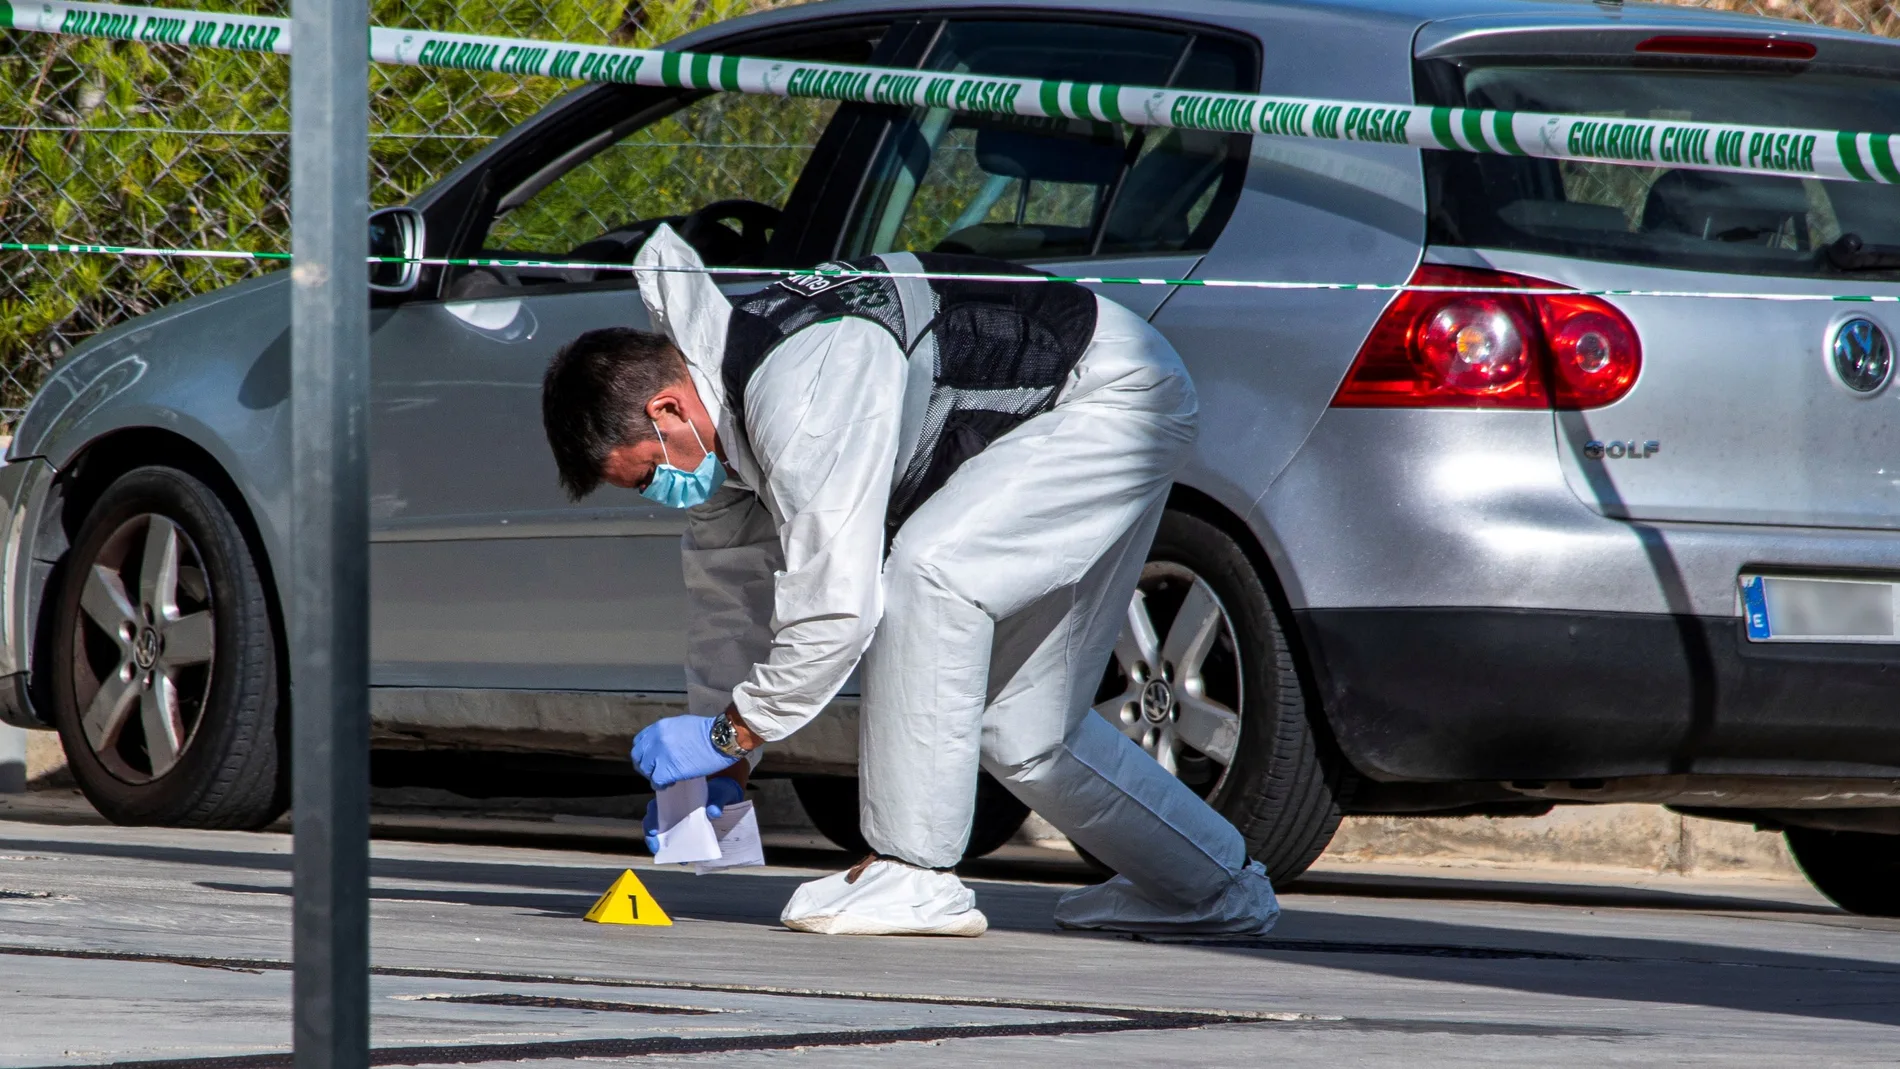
top-left (1331, 265), bottom-right (1642, 410)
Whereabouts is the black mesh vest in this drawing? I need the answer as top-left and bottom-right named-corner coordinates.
top-left (723, 252), bottom-right (1098, 535)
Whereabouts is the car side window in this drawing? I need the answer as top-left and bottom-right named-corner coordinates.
top-left (481, 91), bottom-right (841, 266)
top-left (443, 26), bottom-right (891, 296)
top-left (841, 22), bottom-right (1256, 263)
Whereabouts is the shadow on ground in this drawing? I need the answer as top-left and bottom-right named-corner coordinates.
top-left (11, 828), bottom-right (1900, 1031)
top-left (0, 830), bottom-right (1833, 918)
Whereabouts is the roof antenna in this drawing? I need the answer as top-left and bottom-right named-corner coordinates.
top-left (1595, 0), bottom-right (1624, 11)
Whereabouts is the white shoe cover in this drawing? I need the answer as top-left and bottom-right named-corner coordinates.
top-left (1053, 859), bottom-right (1280, 935)
top-left (781, 859), bottom-right (989, 936)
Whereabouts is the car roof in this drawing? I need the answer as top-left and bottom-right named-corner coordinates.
top-left (416, 0), bottom-right (1897, 211)
top-left (673, 0), bottom-right (1892, 50)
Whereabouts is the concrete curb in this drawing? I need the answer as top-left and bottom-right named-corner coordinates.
top-left (979, 804), bottom-right (1803, 880)
top-left (23, 729), bottom-right (72, 789)
top-left (1324, 805), bottom-right (1803, 879)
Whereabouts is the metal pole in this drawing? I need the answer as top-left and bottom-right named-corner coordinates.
top-left (290, 0), bottom-right (371, 1065)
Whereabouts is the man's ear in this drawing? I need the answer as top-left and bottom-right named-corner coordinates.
top-left (645, 386), bottom-right (686, 425)
top-left (644, 373), bottom-right (697, 426)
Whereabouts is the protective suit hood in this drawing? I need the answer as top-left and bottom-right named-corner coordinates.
top-left (633, 225), bottom-right (757, 489)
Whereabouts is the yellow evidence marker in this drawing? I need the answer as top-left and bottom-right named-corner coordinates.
top-left (584, 869), bottom-right (672, 926)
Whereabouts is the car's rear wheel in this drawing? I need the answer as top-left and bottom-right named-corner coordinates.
top-left (49, 466), bottom-right (284, 829)
top-left (1080, 510), bottom-right (1353, 883)
top-left (792, 771), bottom-right (1030, 860)
top-left (1785, 826), bottom-right (1900, 916)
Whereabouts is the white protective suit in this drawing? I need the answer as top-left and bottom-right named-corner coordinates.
top-left (634, 226), bottom-right (1279, 935)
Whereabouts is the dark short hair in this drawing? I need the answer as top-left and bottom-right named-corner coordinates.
top-left (541, 327), bottom-right (689, 499)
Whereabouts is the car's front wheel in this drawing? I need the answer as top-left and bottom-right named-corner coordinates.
top-left (1086, 510), bottom-right (1353, 883)
top-left (1785, 826), bottom-right (1900, 916)
top-left (48, 465), bottom-right (284, 829)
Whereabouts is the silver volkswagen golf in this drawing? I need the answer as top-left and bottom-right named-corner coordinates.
top-left (9, 0), bottom-right (1900, 913)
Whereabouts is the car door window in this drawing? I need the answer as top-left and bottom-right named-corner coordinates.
top-left (481, 90), bottom-right (840, 265)
top-left (441, 26), bottom-right (892, 297)
top-left (842, 23), bottom-right (1256, 263)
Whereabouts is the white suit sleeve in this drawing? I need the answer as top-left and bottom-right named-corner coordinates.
top-left (634, 223), bottom-right (730, 374)
top-left (729, 317), bottom-right (905, 741)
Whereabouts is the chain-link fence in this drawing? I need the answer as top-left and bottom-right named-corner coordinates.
top-left (0, 0), bottom-right (782, 426)
top-left (0, 0), bottom-right (1893, 428)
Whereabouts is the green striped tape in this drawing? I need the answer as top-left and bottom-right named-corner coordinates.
top-left (6, 1), bottom-right (1900, 185)
top-left (1491, 110), bottom-right (1524, 156)
top-left (6, 241), bottom-right (1896, 303)
top-left (1429, 107), bottom-right (1459, 152)
top-left (1460, 108), bottom-right (1491, 154)
top-left (1872, 134), bottom-right (1900, 184)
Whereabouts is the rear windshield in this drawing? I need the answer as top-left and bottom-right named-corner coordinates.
top-left (1417, 57), bottom-right (1900, 281)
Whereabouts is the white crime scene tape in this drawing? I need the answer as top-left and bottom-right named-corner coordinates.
top-left (7, 0), bottom-right (1900, 186)
top-left (6, 243), bottom-right (1897, 303)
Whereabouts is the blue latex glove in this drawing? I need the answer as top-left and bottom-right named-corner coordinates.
top-left (631, 714), bottom-right (733, 789)
top-left (643, 775), bottom-right (745, 855)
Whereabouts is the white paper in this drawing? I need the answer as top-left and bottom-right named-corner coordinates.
top-left (694, 801), bottom-right (766, 874)
top-left (652, 778), bottom-right (722, 864)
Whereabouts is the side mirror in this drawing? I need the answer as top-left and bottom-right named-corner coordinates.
top-left (368, 207), bottom-right (425, 294)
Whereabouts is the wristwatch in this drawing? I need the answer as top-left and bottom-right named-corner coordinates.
top-left (709, 712), bottom-right (750, 759)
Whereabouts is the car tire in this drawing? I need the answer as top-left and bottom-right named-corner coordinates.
top-left (48, 465), bottom-right (285, 829)
top-left (1785, 827), bottom-right (1900, 916)
top-left (1082, 509), bottom-right (1354, 884)
top-left (792, 772), bottom-right (1030, 860)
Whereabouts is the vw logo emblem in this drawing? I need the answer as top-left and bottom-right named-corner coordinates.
top-left (1831, 318), bottom-right (1892, 394)
top-left (133, 627), bottom-right (159, 670)
top-left (1139, 679), bottom-right (1175, 723)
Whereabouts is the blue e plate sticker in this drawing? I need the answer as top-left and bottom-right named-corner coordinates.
top-left (1741, 575), bottom-right (1771, 640)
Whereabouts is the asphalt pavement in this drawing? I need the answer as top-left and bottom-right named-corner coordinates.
top-left (2, 791), bottom-right (1897, 1067)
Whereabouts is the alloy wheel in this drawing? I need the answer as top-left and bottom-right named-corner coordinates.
top-left (69, 513), bottom-right (216, 783)
top-left (1094, 561), bottom-right (1244, 798)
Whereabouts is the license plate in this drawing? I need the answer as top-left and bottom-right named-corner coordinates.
top-left (1741, 574), bottom-right (1899, 643)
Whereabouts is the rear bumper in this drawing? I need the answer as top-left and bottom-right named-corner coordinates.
top-left (1266, 405), bottom-right (1900, 784)
top-left (1302, 606), bottom-right (1900, 782)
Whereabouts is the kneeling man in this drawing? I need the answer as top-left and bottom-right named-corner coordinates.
top-left (540, 225), bottom-right (1277, 937)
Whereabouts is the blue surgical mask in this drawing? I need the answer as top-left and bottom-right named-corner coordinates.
top-left (640, 420), bottom-right (726, 509)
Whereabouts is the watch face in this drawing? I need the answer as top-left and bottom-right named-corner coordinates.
top-left (711, 716), bottom-right (740, 755)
